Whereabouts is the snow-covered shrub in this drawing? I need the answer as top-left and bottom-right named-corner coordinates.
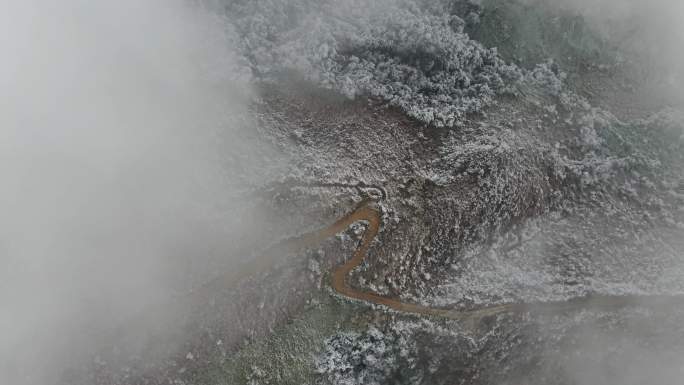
top-left (315, 327), bottom-right (410, 385)
top-left (315, 321), bottom-right (476, 385)
top-left (220, 0), bottom-right (528, 127)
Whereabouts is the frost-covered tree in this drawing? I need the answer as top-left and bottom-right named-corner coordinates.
top-left (315, 321), bottom-right (476, 385)
top-left (217, 0), bottom-right (532, 127)
top-left (315, 327), bottom-right (408, 385)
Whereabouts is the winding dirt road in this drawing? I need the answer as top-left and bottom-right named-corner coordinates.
top-left (324, 200), bottom-right (516, 323)
top-left (195, 194), bottom-right (681, 327)
top-left (317, 200), bottom-right (683, 326)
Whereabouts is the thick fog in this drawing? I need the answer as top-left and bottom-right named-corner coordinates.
top-left (549, 0), bottom-right (684, 89)
top-left (0, 1), bottom-right (262, 384)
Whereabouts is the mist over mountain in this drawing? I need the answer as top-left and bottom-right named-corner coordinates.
top-left (2, 1), bottom-right (683, 384)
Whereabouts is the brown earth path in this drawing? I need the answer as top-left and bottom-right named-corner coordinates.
top-left (319, 200), bottom-right (683, 326)
top-left (325, 200), bottom-right (516, 324)
top-left (195, 195), bottom-right (682, 327)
